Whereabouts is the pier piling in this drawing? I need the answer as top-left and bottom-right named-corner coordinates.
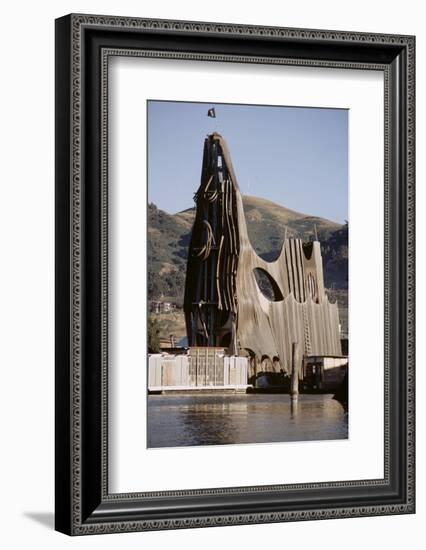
top-left (291, 342), bottom-right (299, 400)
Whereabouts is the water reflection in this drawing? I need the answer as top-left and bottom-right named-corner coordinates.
top-left (290, 397), bottom-right (298, 419)
top-left (147, 394), bottom-right (348, 448)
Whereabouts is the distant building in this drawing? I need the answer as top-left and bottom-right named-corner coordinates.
top-left (303, 356), bottom-right (348, 391)
top-left (149, 301), bottom-right (176, 314)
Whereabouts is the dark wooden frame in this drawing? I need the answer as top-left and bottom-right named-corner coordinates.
top-left (55, 13), bottom-right (415, 535)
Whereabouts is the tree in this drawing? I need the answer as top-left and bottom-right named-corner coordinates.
top-left (148, 315), bottom-right (161, 353)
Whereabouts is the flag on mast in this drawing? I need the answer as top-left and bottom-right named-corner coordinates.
top-left (207, 108), bottom-right (216, 118)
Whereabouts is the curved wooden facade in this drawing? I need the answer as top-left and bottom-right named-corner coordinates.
top-left (184, 133), bottom-right (342, 374)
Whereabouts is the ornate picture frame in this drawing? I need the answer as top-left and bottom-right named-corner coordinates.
top-left (55, 14), bottom-right (415, 535)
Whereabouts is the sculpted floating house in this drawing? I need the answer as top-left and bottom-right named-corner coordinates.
top-left (184, 133), bottom-right (342, 378)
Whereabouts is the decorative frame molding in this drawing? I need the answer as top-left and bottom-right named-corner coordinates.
top-left (55, 14), bottom-right (415, 535)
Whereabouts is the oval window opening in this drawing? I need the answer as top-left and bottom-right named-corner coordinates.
top-left (253, 268), bottom-right (284, 302)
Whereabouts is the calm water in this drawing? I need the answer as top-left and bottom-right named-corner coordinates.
top-left (147, 393), bottom-right (348, 448)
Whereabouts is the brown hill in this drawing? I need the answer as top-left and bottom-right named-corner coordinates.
top-left (148, 196), bottom-right (345, 298)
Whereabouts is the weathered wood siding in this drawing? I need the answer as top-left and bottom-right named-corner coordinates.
top-left (184, 133), bottom-right (343, 373)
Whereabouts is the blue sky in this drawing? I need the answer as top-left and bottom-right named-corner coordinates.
top-left (147, 100), bottom-right (348, 224)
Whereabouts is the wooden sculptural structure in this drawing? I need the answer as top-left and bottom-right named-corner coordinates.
top-left (184, 133), bottom-right (342, 376)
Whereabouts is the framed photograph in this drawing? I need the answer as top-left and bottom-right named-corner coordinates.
top-left (55, 14), bottom-right (415, 535)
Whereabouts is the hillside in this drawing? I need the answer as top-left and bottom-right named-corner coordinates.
top-left (240, 195), bottom-right (341, 260)
top-left (147, 203), bottom-right (191, 305)
top-left (176, 195), bottom-right (341, 259)
top-left (321, 224), bottom-right (348, 290)
top-left (148, 196), bottom-right (348, 314)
